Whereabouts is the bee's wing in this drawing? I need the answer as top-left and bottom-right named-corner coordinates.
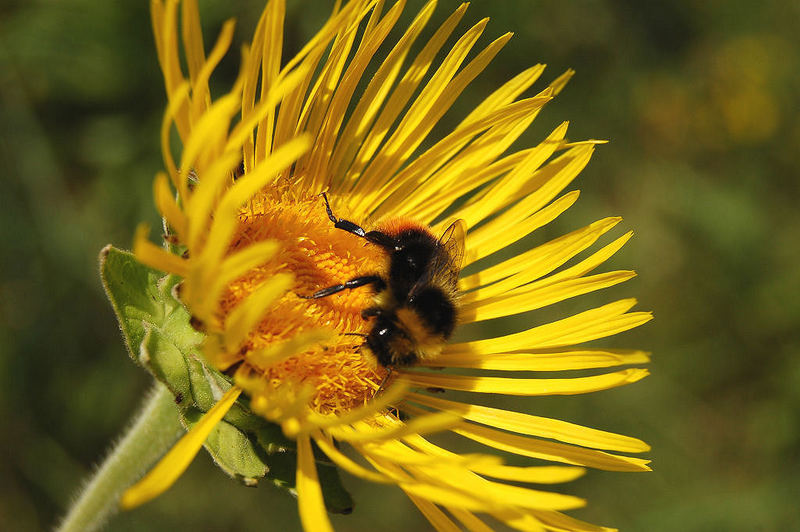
top-left (411, 219), bottom-right (466, 298)
top-left (438, 219), bottom-right (466, 274)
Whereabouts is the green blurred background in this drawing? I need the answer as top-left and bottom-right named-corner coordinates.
top-left (1, 0), bottom-right (798, 530)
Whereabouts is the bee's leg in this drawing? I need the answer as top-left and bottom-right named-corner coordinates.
top-left (298, 275), bottom-right (385, 299)
top-left (375, 366), bottom-right (393, 396)
top-left (320, 193), bottom-right (395, 249)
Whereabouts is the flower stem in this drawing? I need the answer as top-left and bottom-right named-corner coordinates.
top-left (57, 383), bottom-right (182, 532)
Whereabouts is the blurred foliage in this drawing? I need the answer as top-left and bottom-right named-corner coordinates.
top-left (1, 0), bottom-right (799, 530)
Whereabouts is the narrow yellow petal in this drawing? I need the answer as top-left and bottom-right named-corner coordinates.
top-left (159, 81), bottom-right (191, 195)
top-left (296, 435), bottom-right (334, 532)
top-left (406, 493), bottom-right (463, 532)
top-left (178, 91), bottom-right (240, 178)
top-left (467, 144), bottom-right (594, 243)
top-left (400, 368), bottom-right (649, 396)
top-left (400, 482), bottom-right (493, 512)
top-left (120, 386), bottom-right (241, 509)
top-left (305, 0), bottom-right (406, 187)
top-left (193, 240), bottom-right (281, 320)
top-left (184, 149), bottom-right (242, 252)
top-left (344, 2), bottom-right (468, 191)
top-left (449, 508), bottom-right (494, 532)
top-left (152, 0), bottom-right (190, 141)
top-left (180, 0), bottom-right (205, 84)
top-left (542, 231), bottom-right (634, 286)
top-left (402, 433), bottom-right (587, 484)
top-left (406, 463), bottom-right (586, 511)
top-left (373, 96), bottom-right (552, 219)
top-left (489, 510), bottom-right (547, 532)
top-left (329, 0), bottom-right (437, 187)
top-left (426, 349), bottom-right (651, 372)
top-left (460, 189), bottom-right (580, 262)
top-left (471, 464), bottom-right (586, 485)
top-left (325, 410), bottom-right (459, 443)
top-left (461, 270), bottom-right (637, 324)
top-left (197, 136), bottom-right (310, 267)
top-left (548, 69), bottom-right (576, 95)
top-left (460, 217), bottom-right (621, 296)
top-left (447, 299), bottom-right (651, 354)
top-left (357, 435), bottom-right (500, 469)
top-left (461, 63), bottom-right (547, 125)
top-left (247, 329), bottom-right (334, 373)
top-left (223, 273), bottom-right (294, 352)
top-left (133, 224), bottom-right (189, 278)
top-left (311, 432), bottom-right (394, 484)
top-left (405, 394), bottom-right (651, 453)
top-left (253, 0), bottom-right (285, 163)
top-left (152, 173), bottom-right (188, 242)
top-left (189, 19), bottom-right (236, 122)
top-left (529, 509), bottom-right (615, 532)
top-left (453, 422), bottom-right (652, 472)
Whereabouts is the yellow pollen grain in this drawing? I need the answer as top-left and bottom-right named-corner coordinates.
top-left (218, 185), bottom-right (388, 415)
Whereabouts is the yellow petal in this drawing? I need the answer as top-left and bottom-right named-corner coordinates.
top-left (296, 435), bottom-right (334, 532)
top-left (461, 270), bottom-right (637, 324)
top-left (329, 0), bottom-right (437, 187)
top-left (325, 410), bottom-right (459, 443)
top-left (153, 172), bottom-right (187, 241)
top-left (245, 328), bottom-right (334, 373)
top-left (529, 509), bottom-right (615, 532)
top-left (189, 19), bottom-right (236, 122)
top-left (400, 368), bottom-right (649, 396)
top-left (460, 217), bottom-right (622, 296)
top-left (449, 508), bottom-right (494, 532)
top-left (447, 299), bottom-right (652, 354)
top-left (426, 349), bottom-right (651, 372)
top-left (402, 433), bottom-right (586, 484)
top-left (223, 273), bottom-right (294, 352)
top-left (194, 240), bottom-right (281, 320)
top-left (120, 386), bottom-right (241, 509)
top-left (180, 0), bottom-right (205, 83)
top-left (406, 493), bottom-right (463, 532)
top-left (311, 432), bottom-right (394, 484)
top-left (405, 394), bottom-right (650, 453)
top-left (453, 422), bottom-right (652, 472)
top-left (132, 224), bottom-right (189, 278)
top-left (346, 3), bottom-right (468, 194)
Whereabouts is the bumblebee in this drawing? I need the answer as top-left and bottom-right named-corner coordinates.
top-left (303, 194), bottom-right (465, 368)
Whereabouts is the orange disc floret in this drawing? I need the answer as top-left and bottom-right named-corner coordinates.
top-left (214, 186), bottom-right (390, 415)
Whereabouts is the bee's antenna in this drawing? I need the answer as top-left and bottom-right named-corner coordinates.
top-left (342, 332), bottom-right (367, 338)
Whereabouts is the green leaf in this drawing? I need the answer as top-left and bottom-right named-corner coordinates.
top-left (99, 245), bottom-right (354, 510)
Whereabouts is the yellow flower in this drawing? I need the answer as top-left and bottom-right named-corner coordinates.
top-left (125, 0), bottom-right (652, 530)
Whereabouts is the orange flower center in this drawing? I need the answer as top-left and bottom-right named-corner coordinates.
top-left (222, 185), bottom-right (389, 415)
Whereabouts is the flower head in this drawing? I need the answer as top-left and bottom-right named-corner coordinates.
top-left (125, 1), bottom-right (652, 529)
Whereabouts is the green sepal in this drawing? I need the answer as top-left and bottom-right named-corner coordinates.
top-left (99, 245), bottom-right (354, 511)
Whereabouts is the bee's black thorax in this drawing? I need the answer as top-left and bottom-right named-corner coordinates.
top-left (386, 229), bottom-right (437, 299)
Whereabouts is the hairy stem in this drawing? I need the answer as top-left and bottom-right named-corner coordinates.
top-left (57, 383), bottom-right (182, 532)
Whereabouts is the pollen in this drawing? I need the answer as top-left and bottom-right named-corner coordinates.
top-left (219, 185), bottom-right (388, 415)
